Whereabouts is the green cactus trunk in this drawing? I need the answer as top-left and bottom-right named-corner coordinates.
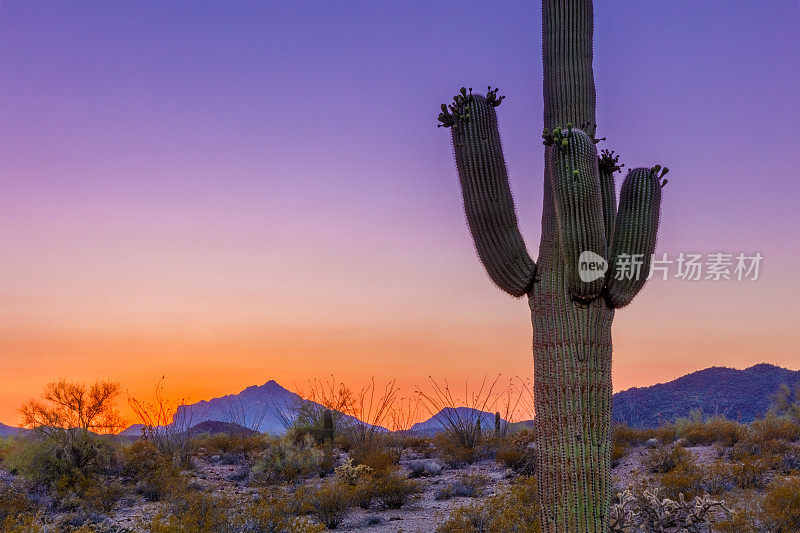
top-left (438, 1), bottom-right (666, 530)
top-left (535, 2), bottom-right (612, 529)
top-left (530, 266), bottom-right (613, 530)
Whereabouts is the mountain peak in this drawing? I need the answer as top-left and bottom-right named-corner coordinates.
top-left (613, 363), bottom-right (800, 428)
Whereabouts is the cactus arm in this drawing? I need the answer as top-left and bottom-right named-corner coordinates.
top-left (442, 88), bottom-right (537, 297)
top-left (598, 149), bottom-right (623, 248)
top-left (544, 127), bottom-right (607, 301)
top-left (605, 166), bottom-right (667, 308)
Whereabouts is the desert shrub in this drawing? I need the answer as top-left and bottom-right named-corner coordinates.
top-left (660, 460), bottom-right (704, 499)
top-left (0, 483), bottom-right (40, 531)
top-left (695, 461), bottom-right (737, 495)
top-left (368, 470), bottom-right (421, 510)
top-left (349, 442), bottom-right (400, 475)
top-left (674, 414), bottom-right (746, 447)
top-left (750, 414), bottom-right (800, 444)
top-left (406, 459), bottom-right (443, 478)
top-left (779, 447), bottom-right (800, 474)
top-left (715, 508), bottom-right (756, 533)
top-left (433, 432), bottom-right (479, 467)
top-left (306, 479), bottom-right (355, 529)
top-left (3, 432), bottom-right (119, 496)
top-left (2, 513), bottom-right (44, 533)
top-left (128, 379), bottom-right (198, 468)
top-left (612, 423), bottom-right (654, 447)
top-left (758, 476), bottom-right (800, 533)
top-left (123, 439), bottom-right (185, 501)
top-left (434, 473), bottom-right (489, 500)
top-left (611, 441), bottom-right (628, 468)
top-left (251, 435), bottom-right (326, 485)
top-left (400, 436), bottom-right (435, 457)
top-left (148, 488), bottom-right (233, 532)
top-left (438, 476), bottom-right (540, 533)
top-left (644, 445), bottom-right (691, 474)
top-left (234, 490), bottom-right (324, 533)
top-left (652, 423), bottom-right (679, 444)
top-left (728, 454), bottom-right (769, 490)
top-left (194, 433), bottom-right (268, 458)
top-left (333, 458), bottom-right (372, 486)
top-left (495, 430), bottom-right (537, 475)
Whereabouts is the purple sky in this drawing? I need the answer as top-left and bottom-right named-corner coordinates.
top-left (1, 1), bottom-right (798, 422)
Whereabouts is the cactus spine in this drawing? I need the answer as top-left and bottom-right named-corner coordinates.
top-left (437, 1), bottom-right (665, 530)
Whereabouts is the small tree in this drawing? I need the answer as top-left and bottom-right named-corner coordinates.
top-left (16, 379), bottom-right (124, 489)
top-left (20, 379), bottom-right (124, 435)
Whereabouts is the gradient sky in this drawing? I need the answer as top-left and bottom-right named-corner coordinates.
top-left (1, 1), bottom-right (799, 426)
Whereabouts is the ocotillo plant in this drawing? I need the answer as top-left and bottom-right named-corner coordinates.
top-left (436, 1), bottom-right (667, 531)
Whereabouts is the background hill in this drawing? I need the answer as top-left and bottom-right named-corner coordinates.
top-left (5, 364), bottom-right (797, 436)
top-left (410, 407), bottom-right (504, 436)
top-left (612, 363), bottom-right (800, 428)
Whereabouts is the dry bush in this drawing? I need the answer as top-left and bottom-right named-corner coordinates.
top-left (645, 445), bottom-right (692, 474)
top-left (147, 488), bottom-right (234, 533)
top-left (757, 476), bottom-right (800, 533)
top-left (400, 435), bottom-right (435, 457)
top-left (388, 396), bottom-right (422, 436)
top-left (437, 476), bottom-right (540, 533)
top-left (290, 377), bottom-right (354, 445)
top-left (306, 479), bottom-right (355, 529)
top-left (128, 377), bottom-right (197, 468)
top-left (0, 481), bottom-right (40, 531)
top-left (673, 411), bottom-right (747, 447)
top-left (235, 489), bottom-right (324, 533)
top-left (434, 473), bottom-right (489, 500)
top-left (349, 440), bottom-right (400, 475)
top-left (611, 441), bottom-right (628, 468)
top-left (417, 375), bottom-right (502, 451)
top-left (652, 423), bottom-right (680, 444)
top-left (342, 378), bottom-right (398, 446)
top-left (122, 439), bottom-right (185, 501)
top-left (750, 414), bottom-right (800, 444)
top-left (193, 433), bottom-right (268, 458)
top-left (494, 429), bottom-right (537, 475)
top-left (406, 459), bottom-right (443, 478)
top-left (432, 431), bottom-right (478, 467)
top-left (368, 470), bottom-right (421, 510)
top-left (251, 435), bottom-right (327, 485)
top-left (3, 432), bottom-right (119, 499)
top-left (613, 423), bottom-right (654, 447)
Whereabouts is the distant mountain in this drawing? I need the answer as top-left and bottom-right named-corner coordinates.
top-left (174, 380), bottom-right (303, 435)
top-left (612, 363), bottom-right (800, 428)
top-left (411, 407), bottom-right (505, 435)
top-left (118, 424), bottom-right (147, 437)
top-left (0, 422), bottom-right (26, 437)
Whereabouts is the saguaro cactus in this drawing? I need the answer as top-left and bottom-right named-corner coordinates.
top-left (437, 1), bottom-right (667, 531)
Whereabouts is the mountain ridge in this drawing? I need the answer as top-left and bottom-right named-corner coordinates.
top-left (2, 363), bottom-right (797, 434)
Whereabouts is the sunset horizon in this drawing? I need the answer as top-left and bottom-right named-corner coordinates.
top-left (2, 0), bottom-right (798, 431)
